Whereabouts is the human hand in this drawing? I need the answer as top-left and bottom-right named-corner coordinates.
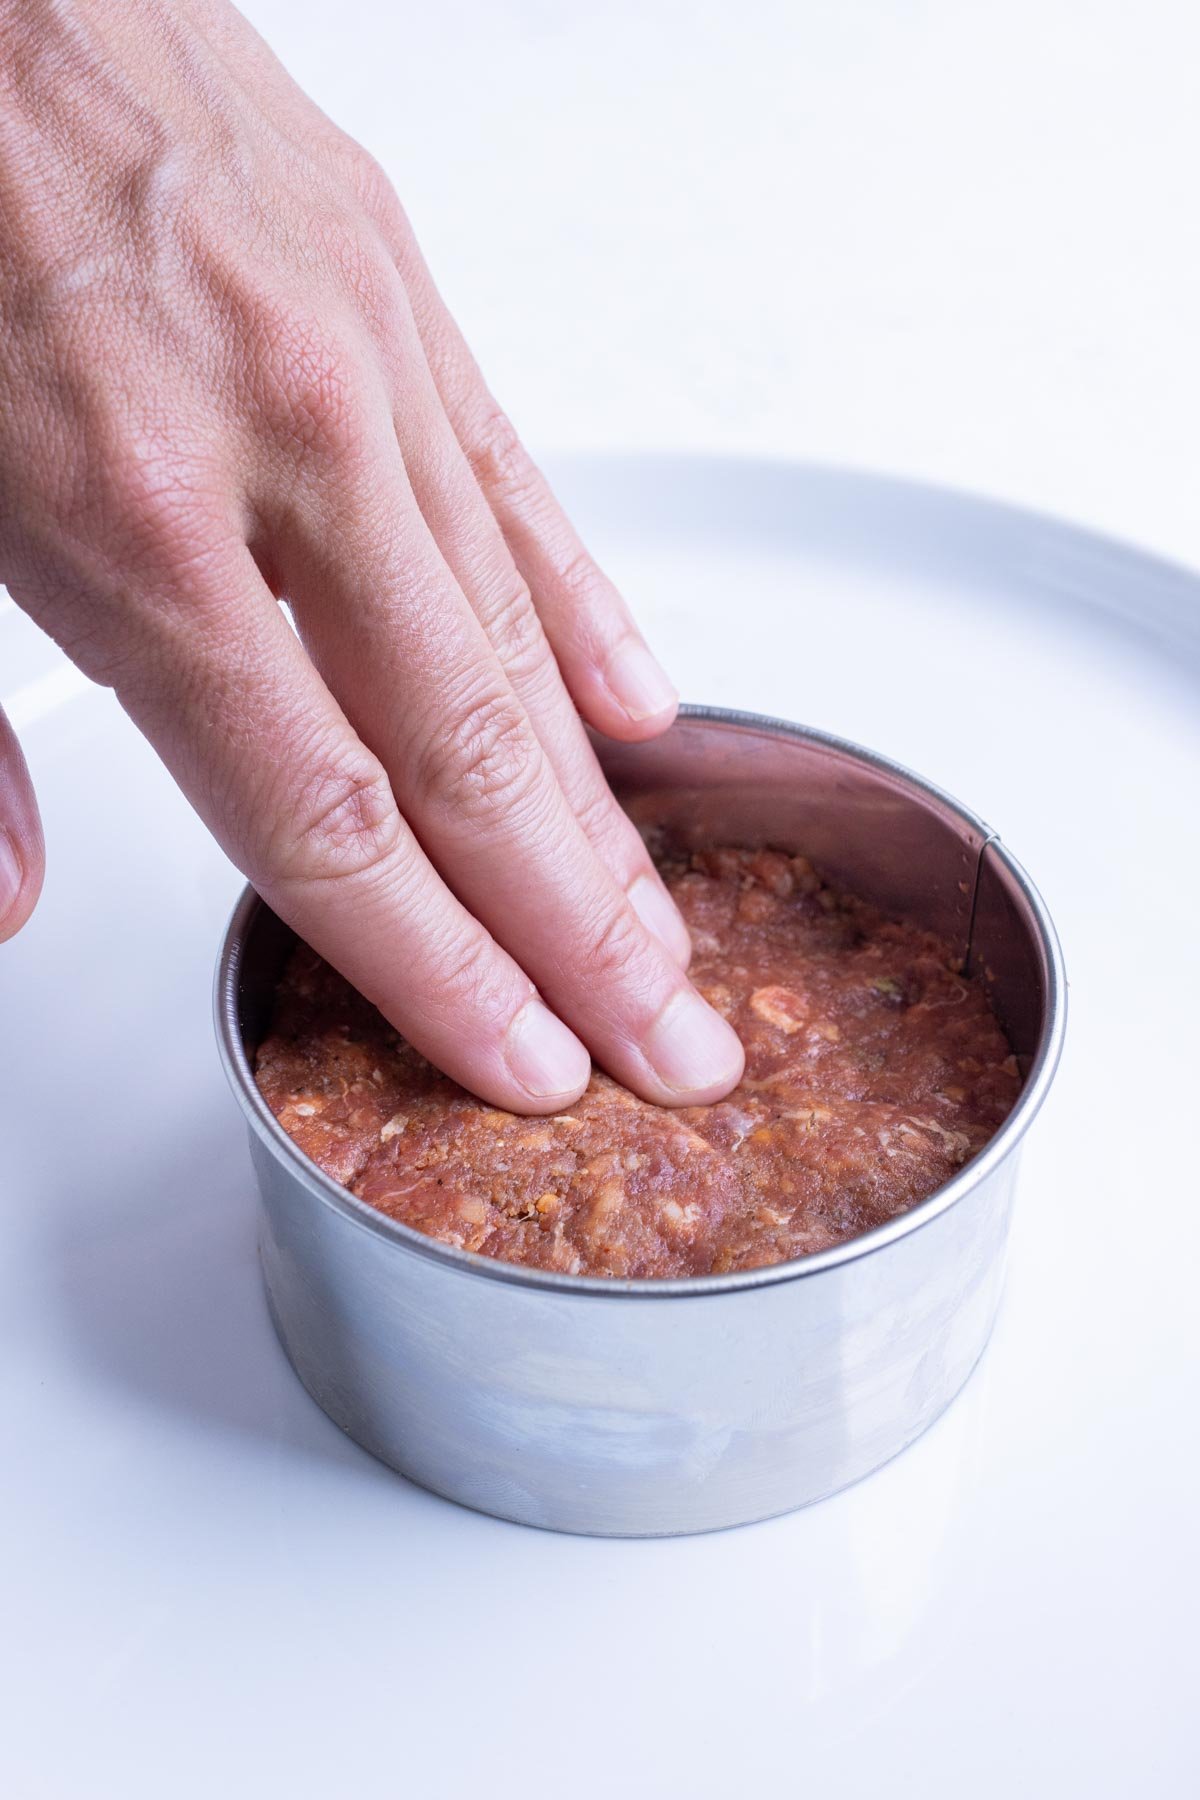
top-left (0, 0), bottom-right (745, 1111)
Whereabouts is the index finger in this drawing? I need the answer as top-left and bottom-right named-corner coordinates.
top-left (97, 544), bottom-right (594, 1113)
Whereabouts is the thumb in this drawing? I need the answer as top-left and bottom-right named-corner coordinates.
top-left (0, 703), bottom-right (44, 943)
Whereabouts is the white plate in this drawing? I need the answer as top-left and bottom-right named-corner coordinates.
top-left (2, 457), bottom-right (1196, 1798)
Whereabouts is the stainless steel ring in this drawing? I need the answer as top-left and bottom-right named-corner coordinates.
top-left (215, 707), bottom-right (1066, 1535)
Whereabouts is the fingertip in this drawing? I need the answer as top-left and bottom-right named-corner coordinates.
top-left (596, 638), bottom-right (680, 741)
top-left (0, 706), bottom-right (45, 942)
top-left (639, 988), bottom-right (746, 1107)
top-left (597, 698), bottom-right (680, 745)
top-left (0, 826), bottom-right (43, 945)
top-left (503, 997), bottom-right (592, 1113)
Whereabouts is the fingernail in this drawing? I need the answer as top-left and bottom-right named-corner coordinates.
top-left (628, 872), bottom-right (691, 966)
top-left (605, 639), bottom-right (678, 723)
top-left (643, 989), bottom-right (744, 1099)
top-left (0, 830), bottom-right (22, 922)
top-left (505, 998), bottom-right (591, 1099)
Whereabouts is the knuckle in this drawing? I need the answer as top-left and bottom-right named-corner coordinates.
top-left (270, 750), bottom-right (401, 887)
top-left (483, 576), bottom-right (546, 682)
top-left (281, 341), bottom-right (361, 462)
top-left (255, 308), bottom-right (368, 465)
top-left (332, 138), bottom-right (405, 232)
top-left (417, 688), bottom-right (541, 821)
top-left (313, 212), bottom-right (397, 326)
top-left (423, 925), bottom-right (501, 1017)
top-left (466, 406), bottom-right (535, 505)
top-left (572, 899), bottom-right (650, 992)
top-left (556, 545), bottom-right (606, 609)
top-left (551, 548), bottom-right (626, 661)
top-left (100, 431), bottom-right (228, 571)
top-left (571, 775), bottom-right (623, 850)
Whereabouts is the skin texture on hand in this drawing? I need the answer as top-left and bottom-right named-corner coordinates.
top-left (0, 0), bottom-right (744, 1110)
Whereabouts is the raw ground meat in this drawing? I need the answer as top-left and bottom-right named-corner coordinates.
top-left (254, 844), bottom-right (1020, 1277)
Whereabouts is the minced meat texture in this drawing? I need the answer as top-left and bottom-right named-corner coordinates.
top-left (254, 845), bottom-right (1020, 1278)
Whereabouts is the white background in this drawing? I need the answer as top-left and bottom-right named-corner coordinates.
top-left (261, 0), bottom-right (1200, 568)
top-left (3, 3), bottom-right (1198, 1796)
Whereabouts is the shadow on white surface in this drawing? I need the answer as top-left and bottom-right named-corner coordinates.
top-left (42, 1108), bottom-right (373, 1473)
